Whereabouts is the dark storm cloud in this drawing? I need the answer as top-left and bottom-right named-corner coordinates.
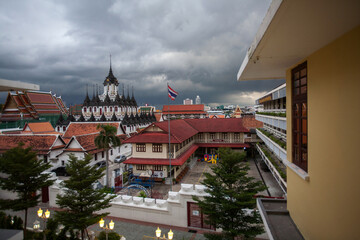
top-left (0, 0), bottom-right (280, 108)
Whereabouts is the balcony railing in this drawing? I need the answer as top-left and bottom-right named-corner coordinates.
top-left (256, 129), bottom-right (287, 164)
top-left (256, 144), bottom-right (287, 194)
top-left (255, 114), bottom-right (286, 131)
top-left (244, 138), bottom-right (261, 143)
top-left (196, 138), bottom-right (245, 144)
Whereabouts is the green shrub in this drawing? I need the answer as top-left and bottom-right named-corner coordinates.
top-left (257, 112), bottom-right (286, 117)
top-left (258, 144), bottom-right (287, 180)
top-left (98, 231), bottom-right (121, 240)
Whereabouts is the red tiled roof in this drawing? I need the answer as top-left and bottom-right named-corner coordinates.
top-left (75, 133), bottom-right (99, 152)
top-left (184, 118), bottom-right (250, 133)
top-left (242, 115), bottom-right (263, 129)
top-left (124, 145), bottom-right (198, 166)
top-left (162, 104), bottom-right (206, 114)
top-left (0, 91), bottom-right (67, 121)
top-left (27, 92), bottom-right (55, 104)
top-left (155, 120), bottom-right (198, 142)
top-left (0, 135), bottom-right (58, 154)
top-left (124, 118), bottom-right (250, 144)
top-left (63, 122), bottom-right (120, 138)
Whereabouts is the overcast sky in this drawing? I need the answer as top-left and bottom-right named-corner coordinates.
top-left (0, 0), bottom-right (284, 108)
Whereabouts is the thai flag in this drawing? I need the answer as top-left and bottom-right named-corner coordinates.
top-left (168, 84), bottom-right (178, 101)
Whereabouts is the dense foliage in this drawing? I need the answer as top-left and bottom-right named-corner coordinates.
top-left (55, 154), bottom-right (116, 240)
top-left (0, 143), bottom-right (54, 239)
top-left (94, 124), bottom-right (121, 187)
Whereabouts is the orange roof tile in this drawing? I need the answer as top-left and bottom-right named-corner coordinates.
top-left (0, 135), bottom-right (58, 154)
top-left (25, 122), bottom-right (55, 133)
top-left (242, 115), bottom-right (263, 129)
top-left (63, 122), bottom-right (120, 139)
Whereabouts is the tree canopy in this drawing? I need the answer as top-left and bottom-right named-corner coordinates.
top-left (0, 143), bottom-right (54, 239)
top-left (94, 124), bottom-right (121, 188)
top-left (193, 148), bottom-right (266, 240)
top-left (55, 154), bottom-right (116, 240)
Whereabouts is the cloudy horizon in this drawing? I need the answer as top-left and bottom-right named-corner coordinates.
top-left (0, 0), bottom-right (284, 108)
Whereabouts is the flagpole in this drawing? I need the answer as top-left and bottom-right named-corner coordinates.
top-left (167, 82), bottom-right (172, 191)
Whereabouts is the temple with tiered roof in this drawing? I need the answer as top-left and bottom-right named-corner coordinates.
top-left (81, 64), bottom-right (138, 121)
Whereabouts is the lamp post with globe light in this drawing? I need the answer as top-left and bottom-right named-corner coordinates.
top-left (155, 227), bottom-right (174, 240)
top-left (37, 208), bottom-right (50, 240)
top-left (99, 218), bottom-right (115, 240)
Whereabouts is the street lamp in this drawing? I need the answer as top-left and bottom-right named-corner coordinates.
top-left (33, 220), bottom-right (40, 231)
top-left (37, 208), bottom-right (50, 240)
top-left (99, 218), bottom-right (115, 240)
top-left (155, 227), bottom-right (174, 240)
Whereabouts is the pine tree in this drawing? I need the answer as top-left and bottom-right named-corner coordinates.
top-left (0, 143), bottom-right (55, 239)
top-left (95, 124), bottom-right (121, 188)
top-left (193, 148), bottom-right (266, 240)
top-left (55, 154), bottom-right (116, 240)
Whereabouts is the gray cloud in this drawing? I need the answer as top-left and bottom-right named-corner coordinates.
top-left (0, 0), bottom-right (282, 108)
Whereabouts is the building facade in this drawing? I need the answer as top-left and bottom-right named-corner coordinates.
top-left (123, 118), bottom-right (254, 181)
top-left (238, 0), bottom-right (360, 238)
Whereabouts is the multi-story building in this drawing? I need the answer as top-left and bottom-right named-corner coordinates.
top-left (123, 118), bottom-right (254, 181)
top-left (237, 0), bottom-right (360, 239)
top-left (254, 84), bottom-right (287, 193)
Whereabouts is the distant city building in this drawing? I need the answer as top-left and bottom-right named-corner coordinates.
top-left (183, 98), bottom-right (193, 105)
top-left (138, 104), bottom-right (156, 114)
top-left (195, 95), bottom-right (201, 104)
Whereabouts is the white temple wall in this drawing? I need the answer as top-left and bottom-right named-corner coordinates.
top-left (49, 183), bottom-right (208, 228)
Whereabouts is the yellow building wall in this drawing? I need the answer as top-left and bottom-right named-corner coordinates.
top-left (286, 26), bottom-right (360, 239)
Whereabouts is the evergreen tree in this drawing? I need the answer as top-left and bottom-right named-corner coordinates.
top-left (55, 154), bottom-right (116, 240)
top-left (193, 148), bottom-right (266, 240)
top-left (0, 143), bottom-right (54, 239)
top-left (94, 124), bottom-right (121, 188)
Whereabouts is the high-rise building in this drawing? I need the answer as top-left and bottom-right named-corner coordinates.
top-left (183, 98), bottom-right (193, 105)
top-left (195, 95), bottom-right (201, 104)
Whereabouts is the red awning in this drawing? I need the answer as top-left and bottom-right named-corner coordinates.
top-left (124, 145), bottom-right (199, 166)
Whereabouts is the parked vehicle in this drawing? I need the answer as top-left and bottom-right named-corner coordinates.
top-left (51, 166), bottom-right (69, 176)
top-left (114, 155), bottom-right (127, 163)
top-left (95, 161), bottom-right (106, 170)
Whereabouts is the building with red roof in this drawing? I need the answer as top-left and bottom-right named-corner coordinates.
top-left (0, 134), bottom-right (66, 164)
top-left (0, 91), bottom-right (68, 122)
top-left (123, 118), bottom-right (258, 181)
top-left (162, 104), bottom-right (207, 120)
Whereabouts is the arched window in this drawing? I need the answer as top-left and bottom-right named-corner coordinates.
top-left (100, 108), bottom-right (102, 115)
top-left (110, 107), bottom-right (113, 111)
top-left (115, 106), bottom-right (118, 111)
top-left (90, 108), bottom-right (92, 112)
top-left (84, 107), bottom-right (87, 113)
top-left (63, 126), bottom-right (66, 131)
top-left (105, 107), bottom-right (107, 111)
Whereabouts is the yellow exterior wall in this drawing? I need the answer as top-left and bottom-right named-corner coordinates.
top-left (286, 26), bottom-right (360, 239)
top-left (132, 143), bottom-right (168, 158)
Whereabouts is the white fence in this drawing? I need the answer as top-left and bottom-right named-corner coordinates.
top-left (50, 183), bottom-right (208, 228)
